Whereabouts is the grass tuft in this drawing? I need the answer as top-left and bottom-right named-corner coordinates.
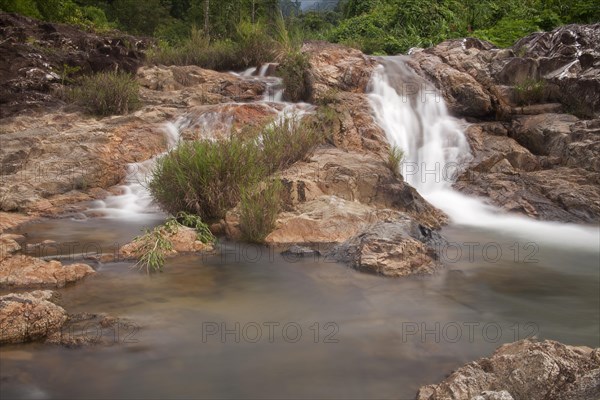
top-left (239, 180), bottom-right (283, 243)
top-left (70, 70), bottom-right (140, 116)
top-left (386, 145), bottom-right (404, 177)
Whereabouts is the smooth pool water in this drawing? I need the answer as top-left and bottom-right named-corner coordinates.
top-left (1, 218), bottom-right (598, 399)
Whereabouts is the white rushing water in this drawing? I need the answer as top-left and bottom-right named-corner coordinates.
top-left (368, 56), bottom-right (600, 251)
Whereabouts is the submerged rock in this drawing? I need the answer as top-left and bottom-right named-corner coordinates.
top-left (416, 339), bottom-right (600, 400)
top-left (0, 290), bottom-right (67, 344)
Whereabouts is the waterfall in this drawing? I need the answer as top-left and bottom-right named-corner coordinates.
top-left (368, 56), bottom-right (599, 250)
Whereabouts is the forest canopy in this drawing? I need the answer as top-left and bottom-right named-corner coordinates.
top-left (1, 0), bottom-right (598, 53)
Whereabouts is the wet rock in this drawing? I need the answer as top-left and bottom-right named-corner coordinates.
top-left (0, 234), bottom-right (21, 261)
top-left (472, 391), bottom-right (514, 400)
top-left (304, 41), bottom-right (376, 99)
top-left (416, 339), bottom-right (600, 400)
top-left (0, 290), bottom-right (67, 344)
top-left (45, 312), bottom-right (136, 347)
top-left (0, 110), bottom-right (167, 213)
top-left (264, 196), bottom-right (384, 246)
top-left (328, 219), bottom-right (443, 277)
top-left (455, 118), bottom-right (600, 223)
top-left (0, 254), bottom-right (95, 288)
top-left (0, 212), bottom-right (35, 233)
top-left (277, 147), bottom-right (447, 229)
top-left (281, 245), bottom-right (320, 257)
top-left (137, 65), bottom-right (266, 106)
top-left (118, 225), bottom-right (213, 261)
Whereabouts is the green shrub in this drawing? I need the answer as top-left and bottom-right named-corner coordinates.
top-left (278, 51), bottom-right (311, 102)
top-left (147, 22), bottom-right (275, 71)
top-left (70, 70), bottom-right (140, 116)
top-left (239, 180), bottom-right (283, 243)
top-left (473, 18), bottom-right (541, 48)
top-left (514, 78), bottom-right (546, 105)
top-left (133, 224), bottom-right (174, 274)
top-left (149, 116), bottom-right (326, 226)
top-left (149, 136), bottom-right (264, 221)
top-left (236, 20), bottom-right (277, 68)
top-left (260, 116), bottom-right (324, 172)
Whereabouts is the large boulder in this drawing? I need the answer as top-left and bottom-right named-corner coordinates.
top-left (417, 339), bottom-right (600, 400)
top-left (0, 290), bottom-right (67, 344)
top-left (304, 41), bottom-right (377, 99)
top-left (327, 219), bottom-right (444, 277)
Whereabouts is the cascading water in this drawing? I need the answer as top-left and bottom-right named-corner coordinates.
top-left (86, 67), bottom-right (308, 220)
top-left (368, 56), bottom-right (599, 250)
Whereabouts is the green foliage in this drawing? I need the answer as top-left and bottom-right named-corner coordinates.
top-left (386, 145), bottom-right (404, 177)
top-left (278, 51), bottom-right (311, 102)
top-left (239, 180), bottom-right (283, 243)
top-left (514, 78), bottom-right (546, 105)
top-left (58, 63), bottom-right (81, 85)
top-left (473, 18), bottom-right (541, 47)
top-left (149, 116), bottom-right (325, 226)
top-left (70, 70), bottom-right (140, 116)
top-left (133, 212), bottom-right (215, 273)
top-left (4, 0), bottom-right (597, 56)
top-left (149, 134), bottom-right (264, 221)
top-left (260, 116), bottom-right (325, 172)
top-left (0, 0), bottom-right (113, 30)
top-left (147, 22), bottom-right (275, 71)
top-left (108, 0), bottom-right (169, 35)
top-left (0, 0), bottom-right (41, 18)
top-left (235, 20), bottom-right (277, 67)
top-left (133, 224), bottom-right (174, 274)
top-left (173, 211), bottom-right (217, 244)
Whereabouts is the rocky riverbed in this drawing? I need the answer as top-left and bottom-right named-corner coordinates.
top-left (1, 12), bottom-right (599, 399)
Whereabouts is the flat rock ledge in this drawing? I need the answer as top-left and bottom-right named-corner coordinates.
top-left (417, 339), bottom-right (600, 400)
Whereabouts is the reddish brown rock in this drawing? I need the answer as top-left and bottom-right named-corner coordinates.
top-left (417, 339), bottom-right (600, 400)
top-left (0, 290), bottom-right (67, 344)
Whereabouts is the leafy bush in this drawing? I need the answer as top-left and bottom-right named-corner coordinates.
top-left (473, 17), bottom-right (541, 48)
top-left (133, 223), bottom-right (174, 274)
top-left (70, 70), bottom-right (140, 116)
top-left (236, 20), bottom-right (277, 68)
top-left (239, 180), bottom-right (283, 243)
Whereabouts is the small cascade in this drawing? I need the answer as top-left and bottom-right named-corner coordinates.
top-left (85, 67), bottom-right (311, 221)
top-left (368, 56), bottom-right (599, 250)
